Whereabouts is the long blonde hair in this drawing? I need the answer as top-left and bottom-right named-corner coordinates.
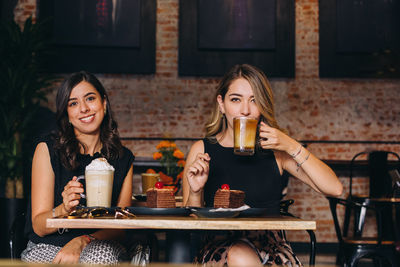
top-left (205, 64), bottom-right (283, 138)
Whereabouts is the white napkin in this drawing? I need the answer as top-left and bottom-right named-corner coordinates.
top-left (209, 205), bottom-right (250, 212)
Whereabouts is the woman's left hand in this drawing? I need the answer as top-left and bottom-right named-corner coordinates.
top-left (52, 236), bottom-right (89, 264)
top-left (258, 122), bottom-right (299, 155)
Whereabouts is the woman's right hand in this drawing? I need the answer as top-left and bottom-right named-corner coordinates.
top-left (61, 176), bottom-right (84, 213)
top-left (186, 153), bottom-right (210, 193)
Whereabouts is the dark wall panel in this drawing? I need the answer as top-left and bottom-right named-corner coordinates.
top-left (320, 0), bottom-right (400, 78)
top-left (179, 0), bottom-right (295, 77)
top-left (38, 0), bottom-right (156, 74)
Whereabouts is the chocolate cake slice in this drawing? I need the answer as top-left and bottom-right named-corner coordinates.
top-left (214, 189), bottom-right (245, 208)
top-left (146, 188), bottom-right (176, 208)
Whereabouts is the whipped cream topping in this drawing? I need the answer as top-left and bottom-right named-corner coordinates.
top-left (86, 157), bottom-right (115, 171)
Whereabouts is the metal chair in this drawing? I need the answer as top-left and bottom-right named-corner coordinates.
top-left (9, 212), bottom-right (28, 260)
top-left (343, 151), bottom-right (400, 239)
top-left (328, 196), bottom-right (399, 267)
top-left (279, 199), bottom-right (316, 266)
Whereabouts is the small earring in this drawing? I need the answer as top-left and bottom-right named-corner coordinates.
top-left (104, 109), bottom-right (107, 115)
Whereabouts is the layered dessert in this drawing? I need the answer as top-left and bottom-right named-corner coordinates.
top-left (214, 184), bottom-right (245, 208)
top-left (146, 182), bottom-right (175, 208)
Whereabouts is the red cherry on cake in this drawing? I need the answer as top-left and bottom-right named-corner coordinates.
top-left (221, 184), bottom-right (230, 190)
top-left (155, 182), bottom-right (164, 189)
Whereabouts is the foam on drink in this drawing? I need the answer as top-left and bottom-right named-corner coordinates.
top-left (85, 158), bottom-right (114, 207)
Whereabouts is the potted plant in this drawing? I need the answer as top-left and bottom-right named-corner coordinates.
top-left (147, 140), bottom-right (186, 194)
top-left (0, 16), bottom-right (55, 257)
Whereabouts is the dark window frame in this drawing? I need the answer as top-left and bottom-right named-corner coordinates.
top-left (179, 0), bottom-right (295, 78)
top-left (37, 0), bottom-right (156, 74)
top-left (319, 0), bottom-right (400, 79)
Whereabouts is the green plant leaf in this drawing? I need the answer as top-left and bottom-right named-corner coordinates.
top-left (0, 16), bottom-right (57, 191)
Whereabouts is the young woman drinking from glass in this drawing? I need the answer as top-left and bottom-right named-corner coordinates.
top-left (183, 64), bottom-right (343, 266)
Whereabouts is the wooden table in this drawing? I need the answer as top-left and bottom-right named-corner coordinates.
top-left (47, 215), bottom-right (316, 265)
top-left (47, 215), bottom-right (316, 230)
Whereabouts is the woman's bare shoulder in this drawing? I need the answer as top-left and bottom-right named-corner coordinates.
top-left (186, 140), bottom-right (205, 160)
top-left (34, 142), bottom-right (50, 155)
top-left (191, 140), bottom-right (204, 151)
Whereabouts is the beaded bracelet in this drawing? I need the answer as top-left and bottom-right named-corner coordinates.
top-left (291, 145), bottom-right (302, 159)
top-left (84, 234), bottom-right (96, 243)
top-left (296, 151), bottom-right (311, 171)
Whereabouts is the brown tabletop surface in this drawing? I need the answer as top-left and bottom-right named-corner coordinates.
top-left (47, 215), bottom-right (316, 231)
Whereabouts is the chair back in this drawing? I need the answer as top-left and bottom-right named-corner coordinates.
top-left (349, 150), bottom-right (400, 198)
top-left (279, 199), bottom-right (294, 216)
top-left (9, 212), bottom-right (28, 259)
top-left (327, 197), bottom-right (383, 244)
top-left (327, 197), bottom-right (345, 244)
top-left (369, 151), bottom-right (400, 198)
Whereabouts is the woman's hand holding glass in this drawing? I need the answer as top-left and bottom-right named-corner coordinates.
top-left (258, 122), bottom-right (300, 155)
top-left (187, 153), bottom-right (210, 193)
top-left (61, 176), bottom-right (84, 213)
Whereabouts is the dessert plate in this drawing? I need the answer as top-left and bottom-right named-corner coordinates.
top-left (238, 208), bottom-right (271, 217)
top-left (133, 194), bottom-right (147, 201)
top-left (126, 206), bottom-right (191, 216)
top-left (190, 207), bottom-right (240, 218)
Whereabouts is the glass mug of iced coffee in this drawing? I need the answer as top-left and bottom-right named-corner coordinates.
top-left (233, 116), bottom-right (258, 156)
top-left (77, 158), bottom-right (115, 207)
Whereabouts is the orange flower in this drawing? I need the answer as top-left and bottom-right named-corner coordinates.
top-left (177, 171), bottom-right (183, 180)
top-left (156, 141), bottom-right (170, 150)
top-left (153, 152), bottom-right (162, 160)
top-left (146, 168), bottom-right (156, 174)
top-left (177, 159), bottom-right (185, 167)
top-left (173, 149), bottom-right (185, 159)
top-left (164, 185), bottom-right (178, 194)
top-left (159, 171), bottom-right (174, 184)
top-left (169, 142), bottom-right (177, 148)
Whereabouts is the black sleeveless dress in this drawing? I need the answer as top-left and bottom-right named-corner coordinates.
top-left (203, 138), bottom-right (283, 212)
top-left (24, 134), bottom-right (135, 247)
top-left (196, 139), bottom-right (302, 266)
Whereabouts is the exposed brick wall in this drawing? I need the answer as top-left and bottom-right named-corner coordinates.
top-left (14, 0), bottom-right (400, 243)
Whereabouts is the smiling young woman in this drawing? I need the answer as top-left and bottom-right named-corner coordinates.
top-left (22, 71), bottom-right (136, 264)
top-left (67, 81), bottom-right (107, 137)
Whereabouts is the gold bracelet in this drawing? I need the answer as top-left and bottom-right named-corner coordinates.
top-left (296, 151), bottom-right (310, 171)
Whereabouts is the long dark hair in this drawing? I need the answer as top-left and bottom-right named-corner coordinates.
top-left (55, 71), bottom-right (123, 170)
